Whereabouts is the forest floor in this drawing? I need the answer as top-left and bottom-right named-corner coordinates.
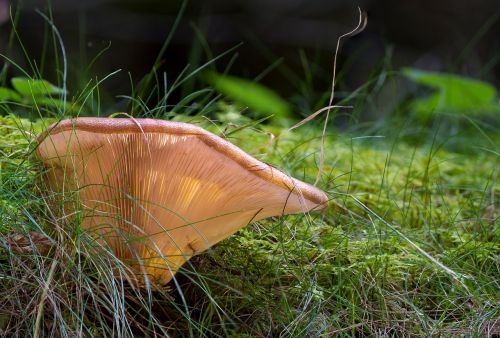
top-left (0, 113), bottom-right (498, 337)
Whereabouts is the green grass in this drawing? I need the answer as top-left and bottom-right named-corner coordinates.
top-left (0, 110), bottom-right (498, 336)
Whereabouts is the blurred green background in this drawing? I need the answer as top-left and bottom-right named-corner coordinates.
top-left (1, 0), bottom-right (499, 124)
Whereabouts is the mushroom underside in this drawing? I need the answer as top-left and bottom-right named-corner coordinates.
top-left (38, 122), bottom-right (326, 284)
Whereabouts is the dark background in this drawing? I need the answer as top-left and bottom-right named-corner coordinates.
top-left (1, 0), bottom-right (499, 115)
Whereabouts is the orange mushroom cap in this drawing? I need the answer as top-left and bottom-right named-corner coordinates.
top-left (37, 118), bottom-right (328, 284)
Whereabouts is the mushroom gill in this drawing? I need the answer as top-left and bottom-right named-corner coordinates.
top-left (37, 118), bottom-right (328, 284)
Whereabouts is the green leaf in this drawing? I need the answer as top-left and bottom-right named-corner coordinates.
top-left (11, 77), bottom-right (66, 97)
top-left (402, 68), bottom-right (499, 117)
top-left (0, 88), bottom-right (22, 102)
top-left (18, 96), bottom-right (78, 113)
top-left (34, 97), bottom-right (78, 111)
top-left (205, 72), bottom-right (292, 123)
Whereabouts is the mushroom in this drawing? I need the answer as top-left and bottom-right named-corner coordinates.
top-left (37, 118), bottom-right (328, 284)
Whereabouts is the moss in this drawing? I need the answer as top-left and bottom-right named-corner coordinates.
top-left (0, 115), bottom-right (498, 336)
top-left (193, 124), bottom-right (498, 335)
